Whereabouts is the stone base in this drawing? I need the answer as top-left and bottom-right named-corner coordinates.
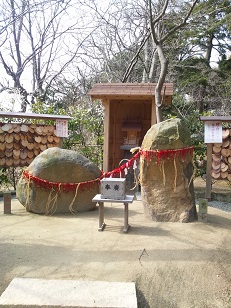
top-left (0, 278), bottom-right (137, 308)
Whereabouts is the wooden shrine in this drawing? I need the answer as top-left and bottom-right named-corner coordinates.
top-left (0, 112), bottom-right (71, 167)
top-left (200, 116), bottom-right (231, 199)
top-left (88, 83), bottom-right (173, 171)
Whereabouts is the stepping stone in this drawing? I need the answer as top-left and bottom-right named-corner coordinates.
top-left (0, 278), bottom-right (137, 308)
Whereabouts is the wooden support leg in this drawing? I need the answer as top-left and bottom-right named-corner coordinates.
top-left (98, 202), bottom-right (106, 231)
top-left (123, 202), bottom-right (130, 233)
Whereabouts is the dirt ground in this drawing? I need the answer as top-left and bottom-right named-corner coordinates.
top-left (0, 188), bottom-right (230, 308)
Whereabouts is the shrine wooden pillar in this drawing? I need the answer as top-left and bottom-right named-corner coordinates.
top-left (151, 97), bottom-right (157, 126)
top-left (102, 99), bottom-right (110, 171)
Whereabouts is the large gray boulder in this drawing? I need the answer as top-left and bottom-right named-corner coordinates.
top-left (16, 147), bottom-right (101, 214)
top-left (140, 118), bottom-right (197, 222)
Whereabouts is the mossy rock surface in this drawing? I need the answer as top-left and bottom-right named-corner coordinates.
top-left (16, 147), bottom-right (101, 214)
top-left (140, 118), bottom-right (197, 222)
top-left (142, 118), bottom-right (192, 150)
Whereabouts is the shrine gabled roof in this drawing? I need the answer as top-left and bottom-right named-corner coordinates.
top-left (88, 83), bottom-right (173, 104)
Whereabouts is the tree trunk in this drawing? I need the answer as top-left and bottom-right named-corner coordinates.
top-left (155, 44), bottom-right (168, 123)
top-left (142, 39), bottom-right (149, 82)
top-left (148, 49), bottom-right (158, 81)
top-left (204, 33), bottom-right (214, 64)
top-left (14, 81), bottom-right (28, 112)
top-left (196, 85), bottom-right (206, 113)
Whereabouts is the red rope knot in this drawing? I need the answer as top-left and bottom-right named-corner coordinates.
top-left (140, 146), bottom-right (194, 165)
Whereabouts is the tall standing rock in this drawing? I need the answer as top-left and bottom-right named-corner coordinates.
top-left (140, 118), bottom-right (197, 222)
top-left (16, 147), bottom-right (101, 214)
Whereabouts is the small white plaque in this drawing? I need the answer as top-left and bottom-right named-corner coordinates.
top-left (56, 120), bottom-right (68, 137)
top-left (204, 121), bottom-right (222, 143)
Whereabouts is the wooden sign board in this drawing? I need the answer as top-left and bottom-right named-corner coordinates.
top-left (204, 121), bottom-right (222, 143)
top-left (56, 120), bottom-right (68, 137)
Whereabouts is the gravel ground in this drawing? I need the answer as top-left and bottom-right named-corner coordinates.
top-left (208, 200), bottom-right (231, 212)
top-left (1, 197), bottom-right (231, 308)
top-left (194, 177), bottom-right (231, 213)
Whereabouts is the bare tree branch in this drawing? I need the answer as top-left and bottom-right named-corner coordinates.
top-left (122, 31), bottom-right (151, 82)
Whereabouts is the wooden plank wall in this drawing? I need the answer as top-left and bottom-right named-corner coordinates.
top-left (108, 99), bottom-right (152, 171)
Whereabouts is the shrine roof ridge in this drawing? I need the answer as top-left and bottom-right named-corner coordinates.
top-left (0, 111), bottom-right (71, 121)
top-left (200, 116), bottom-right (231, 122)
top-left (88, 83), bottom-right (173, 98)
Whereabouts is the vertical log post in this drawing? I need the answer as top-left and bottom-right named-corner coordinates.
top-left (3, 192), bottom-right (11, 214)
top-left (205, 143), bottom-right (212, 200)
top-left (198, 198), bottom-right (208, 222)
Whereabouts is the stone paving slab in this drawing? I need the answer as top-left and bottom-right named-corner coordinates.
top-left (0, 278), bottom-right (137, 308)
